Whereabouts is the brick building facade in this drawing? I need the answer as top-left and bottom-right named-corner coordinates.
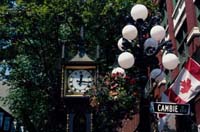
top-left (157, 0), bottom-right (200, 131)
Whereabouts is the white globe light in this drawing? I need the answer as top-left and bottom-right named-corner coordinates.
top-left (122, 25), bottom-right (138, 40)
top-left (111, 67), bottom-right (126, 78)
top-left (150, 25), bottom-right (166, 41)
top-left (117, 38), bottom-right (124, 51)
top-left (117, 38), bottom-right (131, 51)
top-left (144, 38), bottom-right (158, 56)
top-left (118, 52), bottom-right (135, 69)
top-left (131, 4), bottom-right (148, 21)
top-left (162, 53), bottom-right (179, 70)
top-left (150, 68), bottom-right (165, 82)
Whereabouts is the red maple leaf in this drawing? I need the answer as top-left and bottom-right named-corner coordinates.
top-left (180, 78), bottom-right (192, 93)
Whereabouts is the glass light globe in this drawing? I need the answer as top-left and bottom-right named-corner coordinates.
top-left (150, 25), bottom-right (166, 41)
top-left (122, 25), bottom-right (138, 40)
top-left (150, 68), bottom-right (165, 82)
top-left (144, 38), bottom-right (158, 56)
top-left (118, 52), bottom-right (135, 69)
top-left (117, 38), bottom-right (131, 51)
top-left (117, 38), bottom-right (124, 51)
top-left (111, 67), bottom-right (126, 78)
top-left (131, 4), bottom-right (148, 21)
top-left (162, 53), bottom-right (179, 70)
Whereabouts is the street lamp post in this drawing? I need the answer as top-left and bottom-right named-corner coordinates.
top-left (114, 4), bottom-right (179, 131)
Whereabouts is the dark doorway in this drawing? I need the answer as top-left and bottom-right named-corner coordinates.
top-left (73, 113), bottom-right (87, 132)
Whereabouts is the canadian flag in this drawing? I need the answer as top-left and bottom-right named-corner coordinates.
top-left (164, 58), bottom-right (200, 104)
top-left (158, 58), bottom-right (200, 131)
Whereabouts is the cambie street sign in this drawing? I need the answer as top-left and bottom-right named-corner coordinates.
top-left (150, 102), bottom-right (190, 115)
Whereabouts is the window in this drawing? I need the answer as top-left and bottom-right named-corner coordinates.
top-left (10, 122), bottom-right (15, 132)
top-left (176, 20), bottom-right (187, 45)
top-left (172, 0), bottom-right (179, 7)
top-left (3, 117), bottom-right (11, 131)
top-left (0, 112), bottom-right (4, 128)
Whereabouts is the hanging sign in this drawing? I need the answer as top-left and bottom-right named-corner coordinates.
top-left (150, 102), bottom-right (190, 115)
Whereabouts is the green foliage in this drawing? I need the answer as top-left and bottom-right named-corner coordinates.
top-left (0, 0), bottom-right (158, 131)
top-left (136, 0), bottom-right (157, 10)
top-left (0, 1), bottom-right (65, 131)
top-left (0, 55), bottom-right (49, 132)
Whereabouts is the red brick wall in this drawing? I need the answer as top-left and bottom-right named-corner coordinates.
top-left (185, 0), bottom-right (200, 56)
top-left (161, 0), bottom-right (200, 130)
top-left (185, 0), bottom-right (200, 126)
top-left (116, 113), bottom-right (139, 132)
top-left (166, 0), bottom-right (179, 79)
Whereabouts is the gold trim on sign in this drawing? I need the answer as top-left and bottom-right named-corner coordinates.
top-left (65, 66), bottom-right (96, 69)
top-left (66, 114), bottom-right (69, 132)
top-left (61, 66), bottom-right (65, 97)
top-left (64, 94), bottom-right (90, 97)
